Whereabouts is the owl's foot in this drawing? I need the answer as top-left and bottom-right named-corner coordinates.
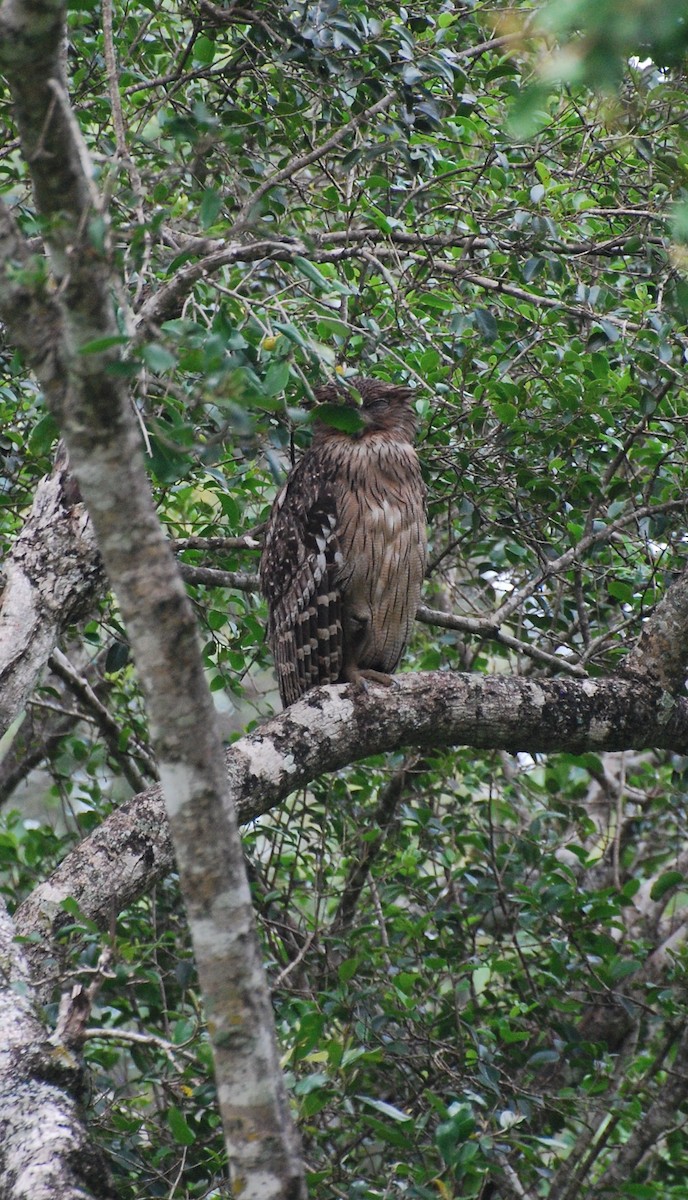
top-left (343, 667), bottom-right (397, 695)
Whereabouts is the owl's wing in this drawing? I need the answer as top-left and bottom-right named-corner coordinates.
top-left (260, 452), bottom-right (344, 705)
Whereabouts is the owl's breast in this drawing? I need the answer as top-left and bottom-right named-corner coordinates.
top-left (335, 438), bottom-right (426, 671)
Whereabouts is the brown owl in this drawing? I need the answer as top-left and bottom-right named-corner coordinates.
top-left (260, 378), bottom-right (427, 706)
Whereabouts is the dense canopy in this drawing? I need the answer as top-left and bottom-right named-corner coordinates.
top-left (2, 0), bottom-right (688, 1197)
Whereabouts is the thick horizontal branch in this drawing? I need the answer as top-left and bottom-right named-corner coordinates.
top-left (173, 533), bottom-right (262, 552)
top-left (137, 237), bottom-right (307, 328)
top-left (17, 669), bottom-right (687, 993)
top-left (168, 225), bottom-right (662, 263)
top-left (217, 673), bottom-right (688, 814)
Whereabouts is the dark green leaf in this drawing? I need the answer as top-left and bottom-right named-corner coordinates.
top-left (167, 1106), bottom-right (195, 1145)
top-left (650, 871), bottom-right (684, 902)
top-left (311, 403), bottom-right (364, 433)
top-left (473, 308), bottom-right (498, 342)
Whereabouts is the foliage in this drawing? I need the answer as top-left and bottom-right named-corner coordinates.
top-left (2, 0), bottom-right (688, 1197)
top-left (537, 0), bottom-right (688, 83)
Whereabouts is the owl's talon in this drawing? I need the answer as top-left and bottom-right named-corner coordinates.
top-left (344, 667), bottom-right (395, 695)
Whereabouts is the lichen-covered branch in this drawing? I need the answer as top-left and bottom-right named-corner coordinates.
top-left (0, 449), bottom-right (101, 739)
top-left (0, 3), bottom-right (305, 1196)
top-left (0, 899), bottom-right (116, 1200)
top-left (622, 567), bottom-right (688, 693)
top-left (0, 205), bottom-right (104, 739)
top-left (16, 669), bottom-right (688, 991)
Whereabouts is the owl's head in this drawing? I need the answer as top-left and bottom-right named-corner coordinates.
top-left (312, 377), bottom-right (418, 442)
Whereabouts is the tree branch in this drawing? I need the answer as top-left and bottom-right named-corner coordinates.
top-left (49, 648), bottom-right (156, 788)
top-left (590, 1022), bottom-right (688, 1196)
top-left (622, 567), bottom-right (688, 692)
top-left (137, 236), bottom-right (307, 329)
top-left (136, 224), bottom-right (668, 332)
top-left (0, 449), bottom-right (102, 738)
top-left (0, 899), bottom-right (116, 1200)
top-left (231, 88), bottom-right (397, 227)
top-left (0, 3), bottom-right (305, 1194)
top-left (16, 670), bottom-right (688, 992)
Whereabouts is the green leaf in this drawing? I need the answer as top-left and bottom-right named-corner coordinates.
top-left (263, 361), bottom-right (291, 397)
top-left (0, 711), bottom-right (26, 765)
top-left (105, 641), bottom-right (130, 673)
top-left (272, 321), bottom-right (311, 351)
top-left (200, 189), bottom-right (222, 229)
top-left (167, 1105), bottom-right (195, 1145)
top-left (142, 343), bottom-right (177, 373)
top-left (360, 1115), bottom-right (411, 1148)
top-left (527, 1049), bottom-right (560, 1066)
top-left (193, 35), bottom-right (215, 64)
top-left (294, 1072), bottom-right (329, 1096)
top-left (436, 1104), bottom-right (476, 1166)
top-left (650, 871), bottom-right (684, 902)
top-left (523, 256), bottom-right (545, 282)
top-left (599, 320), bottom-right (620, 343)
top-left (337, 957), bottom-right (359, 983)
top-left (78, 334), bottom-right (129, 356)
top-left (473, 308), bottom-right (498, 342)
top-left (28, 412), bottom-right (59, 456)
top-left (359, 1096), bottom-right (412, 1122)
top-left (311, 403), bottom-right (364, 433)
top-left (293, 256), bottom-right (349, 293)
top-left (607, 579), bottom-right (634, 603)
top-left (493, 401), bottom-right (518, 425)
top-left (145, 434), bottom-right (192, 484)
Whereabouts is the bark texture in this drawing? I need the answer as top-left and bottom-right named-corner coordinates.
top-left (0, 4), bottom-right (305, 1197)
top-left (0, 205), bottom-right (103, 742)
top-left (622, 567), bottom-right (688, 693)
top-left (0, 451), bottom-right (101, 739)
top-left (0, 900), bottom-right (116, 1200)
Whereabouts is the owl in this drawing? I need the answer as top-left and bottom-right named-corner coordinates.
top-left (260, 378), bottom-right (427, 706)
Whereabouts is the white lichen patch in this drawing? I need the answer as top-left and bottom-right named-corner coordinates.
top-left (190, 914), bottom-right (243, 957)
top-left (23, 880), bottom-right (65, 910)
top-left (589, 718), bottom-right (611, 742)
top-left (289, 690), bottom-right (355, 730)
top-left (158, 760), bottom-right (200, 818)
top-left (526, 683), bottom-right (547, 709)
top-left (217, 1044), bottom-right (275, 1108)
top-left (242, 739), bottom-right (297, 782)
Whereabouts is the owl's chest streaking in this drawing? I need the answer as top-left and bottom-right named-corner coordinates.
top-left (330, 432), bottom-right (427, 670)
top-left (260, 406), bottom-right (427, 706)
top-left (333, 434), bottom-right (425, 588)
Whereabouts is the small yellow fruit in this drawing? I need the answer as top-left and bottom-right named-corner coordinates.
top-left (262, 335), bottom-right (277, 351)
